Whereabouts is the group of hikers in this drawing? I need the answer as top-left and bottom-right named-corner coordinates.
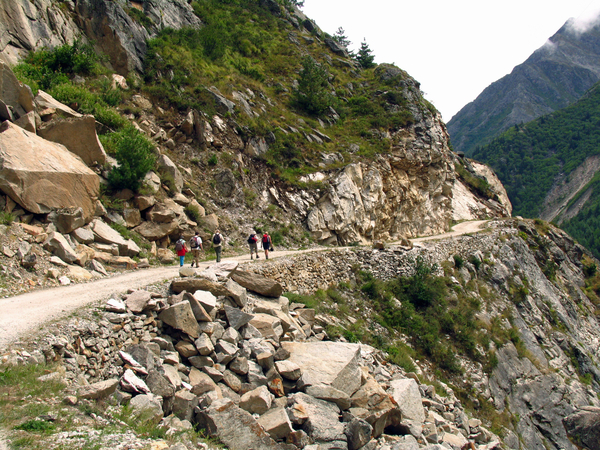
top-left (174, 230), bottom-right (273, 267)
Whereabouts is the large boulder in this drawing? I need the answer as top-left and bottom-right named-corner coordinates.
top-left (0, 121), bottom-right (99, 220)
top-left (282, 341), bottom-right (362, 396)
top-left (288, 392), bottom-right (347, 447)
top-left (231, 270), bottom-right (283, 298)
top-left (134, 220), bottom-right (179, 241)
top-left (195, 399), bottom-right (285, 450)
top-left (388, 378), bottom-right (425, 423)
top-left (38, 115), bottom-right (107, 166)
top-left (91, 219), bottom-right (139, 256)
top-left (34, 90), bottom-right (81, 118)
top-left (158, 300), bottom-right (200, 339)
top-left (157, 154), bottom-right (183, 193)
top-left (44, 231), bottom-right (79, 264)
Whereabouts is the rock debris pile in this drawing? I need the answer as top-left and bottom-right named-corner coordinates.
top-left (6, 260), bottom-right (504, 450)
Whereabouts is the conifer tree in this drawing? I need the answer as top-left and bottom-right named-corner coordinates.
top-left (333, 27), bottom-right (351, 49)
top-left (356, 39), bottom-right (376, 69)
top-left (293, 56), bottom-right (333, 116)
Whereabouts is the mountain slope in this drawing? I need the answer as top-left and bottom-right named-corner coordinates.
top-left (0, 0), bottom-right (511, 253)
top-left (448, 17), bottom-right (600, 155)
top-left (472, 81), bottom-right (600, 257)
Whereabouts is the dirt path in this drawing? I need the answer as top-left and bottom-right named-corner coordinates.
top-left (0, 220), bottom-right (489, 352)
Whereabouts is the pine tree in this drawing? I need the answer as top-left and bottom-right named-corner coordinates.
top-left (332, 27), bottom-right (351, 49)
top-left (356, 39), bottom-right (376, 69)
top-left (293, 56), bottom-right (334, 116)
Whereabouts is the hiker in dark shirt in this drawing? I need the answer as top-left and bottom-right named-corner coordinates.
top-left (212, 230), bottom-right (223, 263)
top-left (262, 232), bottom-right (272, 260)
top-left (248, 233), bottom-right (259, 260)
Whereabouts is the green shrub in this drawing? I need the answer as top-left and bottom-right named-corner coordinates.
top-left (0, 212), bottom-right (14, 225)
top-left (584, 262), bottom-right (597, 277)
top-left (455, 163), bottom-right (496, 201)
top-left (292, 56), bottom-right (334, 116)
top-left (14, 40), bottom-right (99, 91)
top-left (469, 255), bottom-right (482, 271)
top-left (107, 127), bottom-right (157, 192)
top-left (93, 105), bottom-right (128, 130)
top-left (14, 419), bottom-right (55, 433)
top-left (208, 154), bottom-right (218, 166)
top-left (271, 230), bottom-right (284, 246)
top-left (185, 204), bottom-right (202, 223)
top-left (453, 254), bottom-right (464, 269)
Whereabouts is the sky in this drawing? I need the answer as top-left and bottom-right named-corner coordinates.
top-left (302, 0), bottom-right (600, 122)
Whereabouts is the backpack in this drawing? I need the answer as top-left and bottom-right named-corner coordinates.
top-left (247, 234), bottom-right (257, 244)
top-left (175, 239), bottom-right (185, 252)
top-left (262, 234), bottom-right (270, 246)
top-left (190, 236), bottom-right (200, 248)
top-left (212, 233), bottom-right (222, 245)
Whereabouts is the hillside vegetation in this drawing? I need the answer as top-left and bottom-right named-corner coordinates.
top-left (472, 81), bottom-right (600, 257)
top-left (13, 0), bottom-right (428, 184)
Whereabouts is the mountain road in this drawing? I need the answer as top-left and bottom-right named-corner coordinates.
top-left (0, 220), bottom-right (489, 352)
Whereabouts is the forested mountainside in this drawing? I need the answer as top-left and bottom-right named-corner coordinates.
top-left (472, 81), bottom-right (600, 259)
top-left (448, 16), bottom-right (600, 156)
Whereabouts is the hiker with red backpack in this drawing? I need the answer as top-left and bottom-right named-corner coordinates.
top-left (175, 235), bottom-right (188, 267)
top-left (262, 232), bottom-right (272, 260)
top-left (248, 233), bottom-right (259, 260)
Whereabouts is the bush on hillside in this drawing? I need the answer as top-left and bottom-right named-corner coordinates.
top-left (106, 127), bottom-right (157, 192)
top-left (292, 56), bottom-right (335, 116)
top-left (13, 40), bottom-right (100, 92)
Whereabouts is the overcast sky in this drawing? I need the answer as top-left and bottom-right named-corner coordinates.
top-left (302, 0), bottom-right (600, 122)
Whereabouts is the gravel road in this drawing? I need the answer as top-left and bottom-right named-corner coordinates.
top-left (0, 220), bottom-right (488, 352)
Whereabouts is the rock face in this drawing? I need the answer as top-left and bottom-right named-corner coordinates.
top-left (0, 121), bottom-right (99, 221)
top-left (0, 0), bottom-right (202, 74)
top-left (74, 0), bottom-right (202, 75)
top-left (37, 115), bottom-right (107, 166)
top-left (294, 65), bottom-right (508, 245)
top-left (0, 0), bottom-right (82, 65)
top-left (563, 407), bottom-right (600, 450)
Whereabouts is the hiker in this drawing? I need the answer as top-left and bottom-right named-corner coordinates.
top-left (247, 232), bottom-right (259, 260)
top-left (175, 235), bottom-right (187, 267)
top-left (262, 232), bottom-right (272, 260)
top-left (189, 230), bottom-right (203, 267)
top-left (212, 229), bottom-right (223, 263)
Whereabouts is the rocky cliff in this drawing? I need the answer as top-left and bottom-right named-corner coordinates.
top-left (448, 15), bottom-right (600, 155)
top-left (0, 0), bottom-right (510, 257)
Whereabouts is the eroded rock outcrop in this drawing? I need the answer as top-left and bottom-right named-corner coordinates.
top-left (0, 121), bottom-right (99, 220)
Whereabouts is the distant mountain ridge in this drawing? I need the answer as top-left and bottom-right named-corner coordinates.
top-left (448, 16), bottom-right (600, 155)
top-left (472, 80), bottom-right (600, 257)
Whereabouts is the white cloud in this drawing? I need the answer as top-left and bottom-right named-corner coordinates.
top-left (566, 8), bottom-right (600, 34)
